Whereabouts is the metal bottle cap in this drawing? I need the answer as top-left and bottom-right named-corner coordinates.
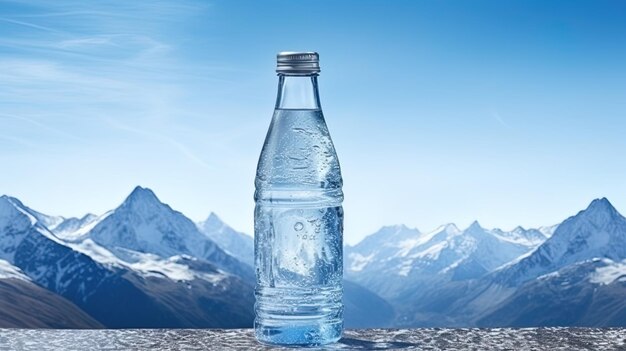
top-left (276, 52), bottom-right (320, 75)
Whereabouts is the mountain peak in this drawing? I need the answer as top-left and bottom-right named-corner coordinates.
top-left (122, 186), bottom-right (162, 208)
top-left (0, 195), bottom-right (16, 215)
top-left (0, 195), bottom-right (10, 207)
top-left (92, 187), bottom-right (213, 261)
top-left (127, 186), bottom-right (158, 201)
top-left (0, 196), bottom-right (30, 219)
top-left (0, 196), bottom-right (37, 233)
top-left (114, 186), bottom-right (172, 221)
top-left (578, 197), bottom-right (620, 226)
top-left (0, 196), bottom-right (65, 230)
top-left (381, 224), bottom-right (417, 233)
top-left (498, 197), bottom-right (626, 286)
top-left (0, 195), bottom-right (21, 208)
top-left (200, 212), bottom-right (226, 232)
top-left (467, 220), bottom-right (483, 231)
top-left (205, 212), bottom-right (222, 223)
top-left (585, 197), bottom-right (616, 214)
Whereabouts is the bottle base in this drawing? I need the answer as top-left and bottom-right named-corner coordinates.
top-left (254, 320), bottom-right (343, 347)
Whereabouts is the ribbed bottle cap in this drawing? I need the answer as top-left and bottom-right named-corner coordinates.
top-left (276, 52), bottom-right (320, 75)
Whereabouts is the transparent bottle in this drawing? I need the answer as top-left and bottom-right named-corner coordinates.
top-left (254, 52), bottom-right (344, 346)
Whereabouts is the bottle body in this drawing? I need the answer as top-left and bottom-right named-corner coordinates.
top-left (254, 106), bottom-right (344, 345)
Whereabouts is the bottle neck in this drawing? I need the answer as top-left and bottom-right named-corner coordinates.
top-left (275, 75), bottom-right (321, 110)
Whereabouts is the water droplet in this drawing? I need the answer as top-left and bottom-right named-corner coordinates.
top-left (305, 330), bottom-right (319, 342)
top-left (294, 222), bottom-right (304, 231)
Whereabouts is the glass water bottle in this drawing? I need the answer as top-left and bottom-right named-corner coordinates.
top-left (254, 52), bottom-right (344, 346)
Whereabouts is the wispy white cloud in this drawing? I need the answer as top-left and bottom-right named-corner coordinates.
top-left (0, 134), bottom-right (38, 149)
top-left (491, 110), bottom-right (512, 129)
top-left (0, 0), bottom-right (215, 154)
top-left (56, 36), bottom-right (114, 48)
top-left (0, 59), bottom-right (156, 105)
top-left (0, 112), bottom-right (84, 142)
top-left (0, 16), bottom-right (63, 33)
top-left (104, 118), bottom-right (214, 170)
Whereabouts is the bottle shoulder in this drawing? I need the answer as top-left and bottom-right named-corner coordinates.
top-left (256, 108), bottom-right (342, 192)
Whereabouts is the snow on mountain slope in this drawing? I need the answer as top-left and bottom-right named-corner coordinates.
top-left (348, 221), bottom-right (544, 278)
top-left (51, 192), bottom-right (243, 282)
top-left (345, 220), bottom-right (543, 300)
top-left (31, 212), bottom-right (65, 231)
top-left (345, 225), bottom-right (422, 273)
top-left (590, 258), bottom-right (626, 285)
top-left (53, 214), bottom-right (99, 239)
top-left (0, 196), bottom-right (94, 262)
top-left (197, 213), bottom-right (254, 266)
top-left (0, 194), bottom-right (117, 295)
top-left (477, 258), bottom-right (626, 327)
top-left (395, 198), bottom-right (626, 327)
top-left (0, 258), bottom-right (29, 281)
top-left (65, 238), bottom-right (226, 283)
top-left (88, 187), bottom-right (202, 257)
top-left (54, 212), bottom-right (112, 242)
top-left (86, 186), bottom-right (253, 279)
top-left (491, 226), bottom-right (548, 246)
top-left (1, 197), bottom-right (66, 231)
top-left (495, 198), bottom-right (626, 286)
top-left (539, 224), bottom-right (559, 238)
top-left (453, 221), bottom-right (537, 274)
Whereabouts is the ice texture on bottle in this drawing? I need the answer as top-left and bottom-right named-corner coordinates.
top-left (254, 107), bottom-right (344, 346)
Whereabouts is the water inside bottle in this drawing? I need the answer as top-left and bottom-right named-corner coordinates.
top-left (254, 108), bottom-right (344, 346)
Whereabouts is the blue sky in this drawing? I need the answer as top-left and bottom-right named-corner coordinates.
top-left (1, 0), bottom-right (626, 244)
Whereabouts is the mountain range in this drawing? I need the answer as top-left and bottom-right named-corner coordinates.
top-left (0, 189), bottom-right (255, 328)
top-left (346, 198), bottom-right (626, 327)
top-left (1, 187), bottom-right (625, 328)
top-left (0, 186), bottom-right (391, 328)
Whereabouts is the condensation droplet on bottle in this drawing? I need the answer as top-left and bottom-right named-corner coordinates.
top-left (294, 222), bottom-right (304, 231)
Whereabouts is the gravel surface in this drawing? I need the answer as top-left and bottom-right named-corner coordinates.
top-left (1, 328), bottom-right (625, 350)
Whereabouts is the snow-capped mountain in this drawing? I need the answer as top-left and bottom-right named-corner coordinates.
top-left (3, 189), bottom-right (396, 329)
top-left (4, 188), bottom-right (625, 329)
top-left (0, 193), bottom-right (254, 328)
top-left (496, 198), bottom-right (626, 286)
top-left (345, 224), bottom-right (422, 273)
top-left (86, 186), bottom-right (253, 279)
top-left (395, 198), bottom-right (626, 327)
top-left (0, 195), bottom-right (115, 297)
top-left (345, 220), bottom-right (546, 299)
top-left (197, 213), bottom-right (254, 266)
